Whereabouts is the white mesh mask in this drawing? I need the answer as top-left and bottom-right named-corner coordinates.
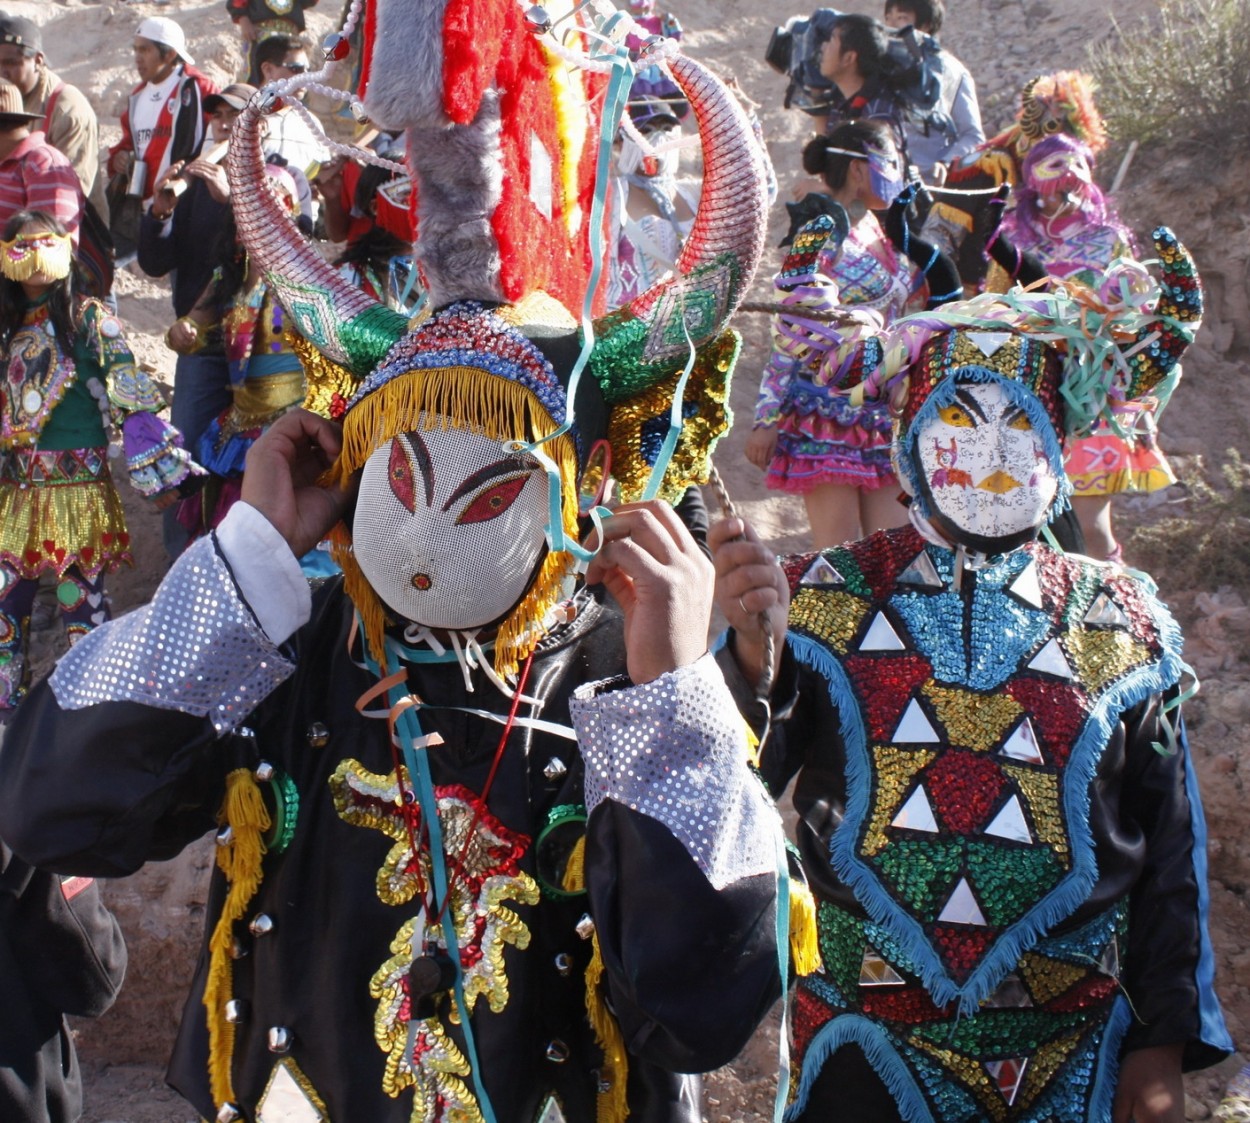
top-left (913, 381), bottom-right (1058, 547)
top-left (352, 420), bottom-right (550, 630)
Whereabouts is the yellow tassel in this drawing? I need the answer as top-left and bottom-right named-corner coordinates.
top-left (560, 835), bottom-right (586, 894)
top-left (788, 877), bottom-right (822, 978)
top-left (203, 768), bottom-right (271, 1106)
top-left (585, 934), bottom-right (630, 1123)
top-left (743, 721), bottom-right (762, 770)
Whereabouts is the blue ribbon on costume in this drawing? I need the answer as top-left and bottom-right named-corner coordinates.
top-left (510, 15), bottom-right (636, 563)
top-left (364, 645), bottom-right (500, 1123)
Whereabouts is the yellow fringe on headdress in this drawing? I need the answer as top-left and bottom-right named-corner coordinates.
top-left (788, 877), bottom-right (822, 978)
top-left (327, 367), bottom-right (581, 680)
top-left (586, 933), bottom-right (630, 1123)
top-left (203, 767), bottom-right (271, 1106)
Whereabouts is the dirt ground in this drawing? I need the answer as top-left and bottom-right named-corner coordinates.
top-left (8, 0), bottom-right (1250, 1119)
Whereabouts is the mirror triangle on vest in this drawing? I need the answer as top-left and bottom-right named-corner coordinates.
top-left (1026, 636), bottom-right (1074, 679)
top-left (999, 716), bottom-right (1044, 764)
top-left (1006, 559), bottom-right (1043, 609)
top-left (801, 555), bottom-right (846, 587)
top-left (966, 331), bottom-right (1012, 358)
top-left (1083, 591), bottom-right (1130, 628)
top-left (860, 611), bottom-right (906, 652)
top-left (985, 1057), bottom-right (1028, 1105)
top-left (891, 785), bottom-right (939, 832)
top-left (858, 948), bottom-right (906, 986)
top-left (937, 877), bottom-right (987, 926)
top-left (892, 697), bottom-right (941, 743)
top-left (984, 794), bottom-right (1033, 843)
top-left (898, 549), bottom-right (944, 590)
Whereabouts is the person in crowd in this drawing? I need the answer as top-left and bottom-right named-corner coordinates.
top-left (0, 15), bottom-right (106, 223)
top-left (106, 17), bottom-right (216, 207)
top-left (252, 33), bottom-right (327, 212)
top-left (748, 121), bottom-right (924, 548)
top-left (715, 227), bottom-right (1232, 1123)
top-left (819, 13), bottom-right (908, 156)
top-left (984, 134), bottom-right (1177, 562)
top-left (140, 84), bottom-right (257, 556)
top-left (0, 80), bottom-right (80, 239)
top-left (0, 839), bottom-right (127, 1123)
top-left (226, 0), bottom-right (319, 86)
top-left (329, 157), bottom-right (416, 310)
top-left (882, 0), bottom-right (983, 185)
top-left (0, 4), bottom-right (784, 1119)
top-left (0, 210), bottom-right (199, 717)
top-left (167, 166), bottom-right (311, 544)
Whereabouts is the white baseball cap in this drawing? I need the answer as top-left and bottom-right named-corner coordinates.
top-left (135, 16), bottom-right (194, 66)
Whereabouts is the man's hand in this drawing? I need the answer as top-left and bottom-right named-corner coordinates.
top-left (241, 410), bottom-right (354, 559)
top-left (185, 159), bottom-right (230, 204)
top-left (745, 426), bottom-right (778, 472)
top-left (1112, 1044), bottom-right (1185, 1123)
top-left (582, 501), bottom-right (713, 684)
top-left (107, 148), bottom-right (133, 179)
top-left (165, 318), bottom-right (200, 353)
top-left (708, 516), bottom-right (789, 691)
top-left (238, 15), bottom-right (258, 42)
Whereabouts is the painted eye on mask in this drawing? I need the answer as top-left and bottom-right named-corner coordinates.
top-left (456, 474), bottom-right (532, 525)
top-left (938, 403), bottom-right (975, 428)
top-left (1007, 411), bottom-right (1033, 432)
top-left (388, 438), bottom-right (416, 512)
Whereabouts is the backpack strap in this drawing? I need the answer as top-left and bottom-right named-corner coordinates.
top-left (43, 80), bottom-right (65, 135)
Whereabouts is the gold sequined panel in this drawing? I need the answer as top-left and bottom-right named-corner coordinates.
top-left (0, 471), bottom-right (129, 579)
top-left (862, 745), bottom-right (938, 856)
top-left (921, 683), bottom-right (1023, 753)
top-left (1015, 1028), bottom-right (1085, 1107)
top-left (1001, 763), bottom-right (1069, 863)
top-left (1018, 951), bottom-right (1088, 1005)
top-left (1063, 628), bottom-right (1151, 697)
top-left (606, 330), bottom-right (737, 506)
top-left (331, 761), bottom-right (540, 1120)
top-left (946, 331), bottom-right (1026, 380)
top-left (791, 588), bottom-right (870, 655)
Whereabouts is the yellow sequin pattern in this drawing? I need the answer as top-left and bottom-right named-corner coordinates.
top-left (1064, 627), bottom-right (1151, 698)
top-left (606, 329), bottom-right (738, 505)
top-left (791, 588), bottom-right (869, 655)
top-left (920, 682), bottom-right (1023, 753)
top-left (1001, 762), bottom-right (1069, 863)
top-left (330, 759), bottom-right (540, 1118)
top-left (862, 745), bottom-right (938, 856)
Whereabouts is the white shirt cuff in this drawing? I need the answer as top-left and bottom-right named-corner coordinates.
top-left (215, 502), bottom-right (311, 646)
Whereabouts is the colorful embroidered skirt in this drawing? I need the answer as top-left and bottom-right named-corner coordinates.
top-left (0, 446), bottom-right (131, 579)
top-left (198, 367), bottom-right (306, 478)
top-left (1065, 403), bottom-right (1174, 498)
top-left (767, 381), bottom-right (897, 493)
top-left (788, 900), bottom-right (1130, 1123)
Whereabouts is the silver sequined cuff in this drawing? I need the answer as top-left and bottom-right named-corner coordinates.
top-left (571, 653), bottom-right (780, 890)
top-left (50, 534), bottom-right (296, 735)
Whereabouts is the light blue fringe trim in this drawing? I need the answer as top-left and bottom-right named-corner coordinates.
top-left (789, 563), bottom-right (1187, 1015)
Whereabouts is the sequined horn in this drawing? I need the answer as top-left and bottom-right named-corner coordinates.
top-left (588, 53), bottom-right (768, 395)
top-left (1122, 226), bottom-right (1203, 401)
top-left (227, 101), bottom-right (409, 377)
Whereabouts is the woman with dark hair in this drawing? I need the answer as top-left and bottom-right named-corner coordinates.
top-left (0, 210), bottom-right (199, 716)
top-left (985, 133), bottom-right (1172, 562)
top-left (748, 120), bottom-right (928, 548)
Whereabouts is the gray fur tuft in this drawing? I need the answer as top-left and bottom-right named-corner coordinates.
top-left (364, 0), bottom-right (452, 129)
top-left (408, 92), bottom-right (505, 305)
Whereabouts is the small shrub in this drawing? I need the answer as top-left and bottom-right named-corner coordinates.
top-left (1089, 0), bottom-right (1250, 162)
top-left (1126, 449), bottom-right (1250, 595)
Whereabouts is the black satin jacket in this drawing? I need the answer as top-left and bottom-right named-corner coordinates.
top-left (0, 580), bottom-right (780, 1123)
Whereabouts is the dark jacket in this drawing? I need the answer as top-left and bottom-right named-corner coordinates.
top-left (0, 568), bottom-right (780, 1123)
top-left (137, 175), bottom-right (229, 319)
top-left (225, 0), bottom-right (318, 28)
top-left (0, 842), bottom-right (127, 1123)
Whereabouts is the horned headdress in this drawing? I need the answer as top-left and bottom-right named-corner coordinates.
top-left (228, 0), bottom-right (769, 676)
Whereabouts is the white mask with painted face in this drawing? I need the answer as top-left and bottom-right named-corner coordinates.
top-left (912, 380), bottom-right (1059, 552)
top-left (352, 418), bottom-right (550, 630)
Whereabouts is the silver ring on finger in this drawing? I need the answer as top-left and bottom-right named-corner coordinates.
top-left (738, 594), bottom-right (750, 616)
